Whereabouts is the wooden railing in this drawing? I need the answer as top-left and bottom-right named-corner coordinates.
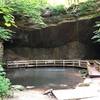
top-left (6, 60), bottom-right (88, 68)
top-left (94, 60), bottom-right (100, 65)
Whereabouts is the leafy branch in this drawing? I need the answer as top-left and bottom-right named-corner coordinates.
top-left (0, 1), bottom-right (15, 41)
top-left (92, 21), bottom-right (100, 43)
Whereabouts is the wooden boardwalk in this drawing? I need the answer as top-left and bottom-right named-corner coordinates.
top-left (6, 60), bottom-right (88, 68)
top-left (87, 60), bottom-right (100, 77)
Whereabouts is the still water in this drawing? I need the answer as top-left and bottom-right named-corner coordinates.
top-left (6, 67), bottom-right (83, 89)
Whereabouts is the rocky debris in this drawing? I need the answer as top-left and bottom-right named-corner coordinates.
top-left (26, 86), bottom-right (35, 89)
top-left (12, 85), bottom-right (25, 91)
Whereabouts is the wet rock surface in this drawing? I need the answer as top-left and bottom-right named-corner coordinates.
top-left (4, 16), bottom-right (100, 60)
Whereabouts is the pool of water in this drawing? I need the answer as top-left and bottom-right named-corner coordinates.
top-left (6, 67), bottom-right (84, 89)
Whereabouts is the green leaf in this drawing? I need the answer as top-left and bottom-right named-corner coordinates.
top-left (92, 35), bottom-right (100, 39)
top-left (8, 0), bottom-right (47, 27)
top-left (0, 76), bottom-right (11, 97)
top-left (5, 23), bottom-right (11, 27)
top-left (95, 39), bottom-right (100, 42)
top-left (0, 27), bottom-right (12, 41)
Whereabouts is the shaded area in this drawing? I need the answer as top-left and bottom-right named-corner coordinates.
top-left (4, 16), bottom-right (100, 60)
top-left (6, 67), bottom-right (83, 89)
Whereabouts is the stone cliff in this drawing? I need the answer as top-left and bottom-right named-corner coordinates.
top-left (4, 16), bottom-right (100, 60)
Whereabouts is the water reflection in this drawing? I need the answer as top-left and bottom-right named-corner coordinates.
top-left (6, 67), bottom-right (83, 89)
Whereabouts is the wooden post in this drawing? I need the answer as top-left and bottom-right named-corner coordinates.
top-left (63, 60), bottom-right (65, 67)
top-left (79, 60), bottom-right (81, 67)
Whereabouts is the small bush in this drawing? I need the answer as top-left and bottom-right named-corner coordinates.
top-left (0, 0), bottom-right (15, 41)
top-left (49, 5), bottom-right (66, 16)
top-left (67, 0), bottom-right (97, 17)
top-left (8, 0), bottom-right (47, 27)
top-left (0, 76), bottom-right (11, 98)
top-left (78, 0), bottom-right (97, 16)
top-left (0, 65), bottom-right (11, 99)
top-left (0, 3), bottom-right (15, 27)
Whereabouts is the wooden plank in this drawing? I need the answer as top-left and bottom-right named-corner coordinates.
top-left (87, 63), bottom-right (100, 77)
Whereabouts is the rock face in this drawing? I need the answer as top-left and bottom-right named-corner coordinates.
top-left (4, 17), bottom-right (100, 60)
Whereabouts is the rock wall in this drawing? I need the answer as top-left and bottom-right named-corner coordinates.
top-left (4, 17), bottom-right (100, 60)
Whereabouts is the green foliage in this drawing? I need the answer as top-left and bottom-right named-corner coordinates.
top-left (0, 3), bottom-right (12, 98)
top-left (0, 76), bottom-right (11, 98)
top-left (0, 65), bottom-right (6, 76)
top-left (0, 64), bottom-right (11, 99)
top-left (78, 0), bottom-right (97, 16)
top-left (8, 0), bottom-right (47, 27)
top-left (0, 1), bottom-right (15, 27)
top-left (0, 0), bottom-right (15, 41)
top-left (92, 21), bottom-right (100, 43)
top-left (0, 0), bottom-right (6, 7)
top-left (49, 5), bottom-right (66, 16)
top-left (79, 69), bottom-right (88, 78)
top-left (66, 4), bottom-right (79, 17)
top-left (0, 27), bottom-right (12, 41)
top-left (67, 0), bottom-right (97, 17)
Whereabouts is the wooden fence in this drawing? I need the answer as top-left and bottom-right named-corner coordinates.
top-left (6, 60), bottom-right (88, 68)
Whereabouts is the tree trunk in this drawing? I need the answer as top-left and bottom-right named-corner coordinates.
top-left (0, 42), bottom-right (3, 61)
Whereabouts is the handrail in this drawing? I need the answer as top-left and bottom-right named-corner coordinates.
top-left (94, 60), bottom-right (100, 65)
top-left (6, 60), bottom-right (88, 68)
